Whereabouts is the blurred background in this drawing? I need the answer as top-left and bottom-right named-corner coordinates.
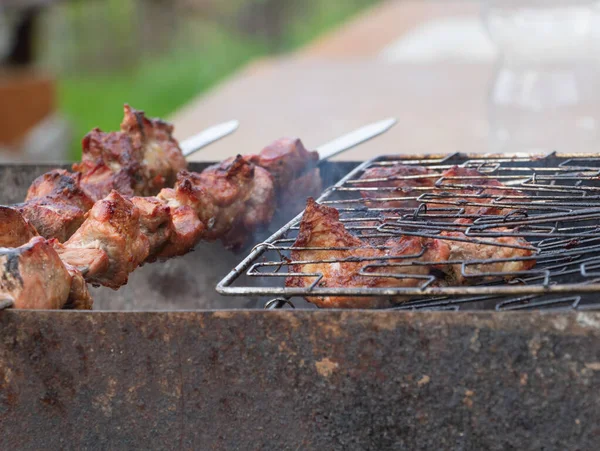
top-left (0, 0), bottom-right (380, 160)
top-left (2, 0), bottom-right (600, 163)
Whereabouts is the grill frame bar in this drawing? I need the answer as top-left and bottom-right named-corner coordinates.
top-left (217, 152), bottom-right (600, 310)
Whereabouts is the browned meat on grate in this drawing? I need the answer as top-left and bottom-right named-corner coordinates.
top-left (285, 198), bottom-right (450, 308)
top-left (440, 219), bottom-right (536, 284)
top-left (357, 164), bottom-right (439, 209)
top-left (438, 166), bottom-right (523, 217)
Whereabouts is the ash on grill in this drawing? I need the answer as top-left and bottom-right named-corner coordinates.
top-left (218, 152), bottom-right (600, 311)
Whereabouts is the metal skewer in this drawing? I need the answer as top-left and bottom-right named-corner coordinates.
top-left (180, 120), bottom-right (239, 157)
top-left (316, 118), bottom-right (397, 160)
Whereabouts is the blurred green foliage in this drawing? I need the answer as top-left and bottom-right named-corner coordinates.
top-left (48, 0), bottom-right (379, 159)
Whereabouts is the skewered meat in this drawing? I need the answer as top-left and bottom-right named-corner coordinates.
top-left (120, 104), bottom-right (187, 193)
top-left (249, 138), bottom-right (319, 191)
top-left (18, 170), bottom-right (95, 242)
top-left (286, 198), bottom-right (450, 308)
top-left (440, 219), bottom-right (536, 284)
top-left (167, 156), bottom-right (276, 249)
top-left (73, 105), bottom-right (186, 201)
top-left (0, 237), bottom-right (91, 309)
top-left (249, 138), bottom-right (322, 213)
top-left (58, 191), bottom-right (150, 289)
top-left (357, 164), bottom-right (438, 208)
top-left (129, 196), bottom-right (174, 260)
top-left (62, 261), bottom-right (94, 310)
top-left (0, 206), bottom-right (38, 247)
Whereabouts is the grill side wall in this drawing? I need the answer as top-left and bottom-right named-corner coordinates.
top-left (0, 310), bottom-right (598, 450)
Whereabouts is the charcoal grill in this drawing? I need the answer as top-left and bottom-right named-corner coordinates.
top-left (218, 152), bottom-right (600, 312)
top-left (0, 161), bottom-right (599, 450)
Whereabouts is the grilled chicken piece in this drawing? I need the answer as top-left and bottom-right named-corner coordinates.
top-left (0, 206), bottom-right (38, 247)
top-left (74, 105), bottom-right (186, 200)
top-left (0, 237), bottom-right (91, 309)
top-left (59, 191), bottom-right (150, 288)
top-left (19, 170), bottom-right (95, 242)
top-left (440, 219), bottom-right (536, 284)
top-left (249, 138), bottom-right (322, 212)
top-left (168, 155), bottom-right (276, 249)
top-left (357, 164), bottom-right (438, 209)
top-left (286, 198), bottom-right (449, 308)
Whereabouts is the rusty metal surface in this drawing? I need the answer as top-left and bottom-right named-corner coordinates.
top-left (0, 162), bottom-right (355, 310)
top-left (0, 310), bottom-right (599, 450)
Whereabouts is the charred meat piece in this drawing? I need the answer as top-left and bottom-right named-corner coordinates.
top-left (74, 105), bottom-right (186, 200)
top-left (121, 104), bottom-right (187, 193)
top-left (440, 219), bottom-right (536, 284)
top-left (17, 199), bottom-right (90, 243)
top-left (0, 237), bottom-right (75, 309)
top-left (59, 191), bottom-right (150, 289)
top-left (19, 170), bottom-right (95, 242)
top-left (0, 206), bottom-right (38, 247)
top-left (285, 198), bottom-right (449, 308)
top-left (171, 155), bottom-right (275, 249)
top-left (357, 164), bottom-right (438, 209)
top-left (26, 169), bottom-right (95, 211)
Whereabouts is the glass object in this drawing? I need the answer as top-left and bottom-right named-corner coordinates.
top-left (483, 0), bottom-right (600, 153)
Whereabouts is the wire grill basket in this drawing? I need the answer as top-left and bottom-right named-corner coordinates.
top-left (218, 152), bottom-right (600, 311)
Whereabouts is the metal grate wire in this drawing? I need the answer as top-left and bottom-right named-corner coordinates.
top-left (218, 152), bottom-right (600, 311)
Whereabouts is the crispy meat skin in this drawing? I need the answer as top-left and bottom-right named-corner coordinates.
top-left (20, 170), bottom-right (95, 242)
top-left (358, 164), bottom-right (438, 208)
top-left (440, 219), bottom-right (536, 284)
top-left (285, 198), bottom-right (449, 308)
top-left (0, 206), bottom-right (38, 247)
top-left (0, 237), bottom-right (71, 309)
top-left (60, 191), bottom-right (150, 289)
top-left (74, 105), bottom-right (186, 200)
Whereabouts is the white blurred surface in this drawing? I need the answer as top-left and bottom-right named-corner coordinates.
top-left (380, 17), bottom-right (497, 63)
